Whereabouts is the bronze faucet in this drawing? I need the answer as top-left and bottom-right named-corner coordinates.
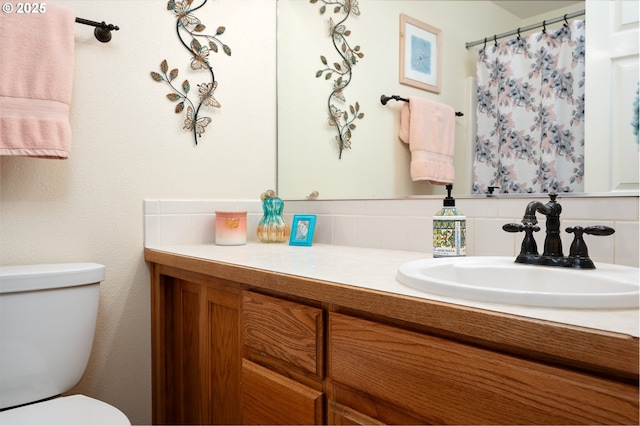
top-left (503, 193), bottom-right (614, 269)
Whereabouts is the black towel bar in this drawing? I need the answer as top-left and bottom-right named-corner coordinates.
top-left (75, 17), bottom-right (119, 43)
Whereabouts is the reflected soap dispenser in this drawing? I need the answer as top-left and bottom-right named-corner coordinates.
top-left (433, 184), bottom-right (466, 257)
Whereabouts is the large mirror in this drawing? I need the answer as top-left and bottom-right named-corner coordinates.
top-left (277, 0), bottom-right (639, 199)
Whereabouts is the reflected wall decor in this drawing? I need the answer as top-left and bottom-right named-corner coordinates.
top-left (399, 13), bottom-right (441, 93)
top-left (310, 0), bottom-right (365, 159)
top-left (150, 0), bottom-right (231, 145)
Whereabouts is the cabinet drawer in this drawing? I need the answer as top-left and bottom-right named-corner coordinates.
top-left (329, 313), bottom-right (639, 425)
top-left (242, 291), bottom-right (323, 377)
top-left (242, 359), bottom-right (323, 425)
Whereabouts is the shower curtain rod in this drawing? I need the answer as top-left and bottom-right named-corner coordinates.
top-left (465, 9), bottom-right (585, 49)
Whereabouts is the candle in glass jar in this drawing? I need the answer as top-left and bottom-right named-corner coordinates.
top-left (215, 211), bottom-right (247, 245)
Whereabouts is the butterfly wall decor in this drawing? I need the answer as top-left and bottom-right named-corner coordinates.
top-left (150, 0), bottom-right (231, 145)
top-left (310, 0), bottom-right (365, 159)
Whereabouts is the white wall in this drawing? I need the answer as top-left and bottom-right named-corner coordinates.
top-left (0, 1), bottom-right (276, 423)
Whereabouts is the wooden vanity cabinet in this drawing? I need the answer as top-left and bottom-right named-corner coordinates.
top-left (148, 251), bottom-right (639, 425)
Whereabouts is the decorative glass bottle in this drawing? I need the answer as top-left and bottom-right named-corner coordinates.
top-left (256, 190), bottom-right (290, 243)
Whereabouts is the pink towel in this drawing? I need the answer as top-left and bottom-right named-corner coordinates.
top-left (399, 96), bottom-right (456, 185)
top-left (0, 2), bottom-right (76, 158)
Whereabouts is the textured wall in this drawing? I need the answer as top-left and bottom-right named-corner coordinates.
top-left (0, 1), bottom-right (276, 423)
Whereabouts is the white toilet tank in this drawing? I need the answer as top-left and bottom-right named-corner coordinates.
top-left (0, 263), bottom-right (104, 410)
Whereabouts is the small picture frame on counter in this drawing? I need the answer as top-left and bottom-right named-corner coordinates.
top-left (289, 215), bottom-right (316, 246)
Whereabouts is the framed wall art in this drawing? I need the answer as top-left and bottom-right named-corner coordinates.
top-left (289, 214), bottom-right (316, 246)
top-left (399, 13), bottom-right (441, 93)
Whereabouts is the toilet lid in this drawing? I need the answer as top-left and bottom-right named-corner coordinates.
top-left (0, 394), bottom-right (130, 425)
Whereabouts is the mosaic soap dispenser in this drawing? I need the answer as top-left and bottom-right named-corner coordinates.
top-left (257, 190), bottom-right (290, 243)
top-left (433, 184), bottom-right (466, 257)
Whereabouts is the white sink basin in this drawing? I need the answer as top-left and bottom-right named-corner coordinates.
top-left (397, 257), bottom-right (640, 309)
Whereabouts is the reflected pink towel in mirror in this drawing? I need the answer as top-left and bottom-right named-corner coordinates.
top-left (399, 96), bottom-right (456, 185)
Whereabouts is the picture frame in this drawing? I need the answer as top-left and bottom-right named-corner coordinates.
top-left (289, 214), bottom-right (316, 246)
top-left (399, 13), bottom-right (441, 94)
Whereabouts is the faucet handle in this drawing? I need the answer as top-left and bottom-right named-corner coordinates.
top-left (565, 225), bottom-right (615, 269)
top-left (565, 225), bottom-right (615, 238)
top-left (504, 222), bottom-right (541, 262)
top-left (583, 225), bottom-right (615, 236)
top-left (502, 223), bottom-right (540, 233)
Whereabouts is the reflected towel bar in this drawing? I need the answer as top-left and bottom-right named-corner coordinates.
top-left (381, 94), bottom-right (463, 116)
top-left (75, 17), bottom-right (119, 43)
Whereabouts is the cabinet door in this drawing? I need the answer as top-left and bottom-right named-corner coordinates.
top-left (152, 271), bottom-right (241, 425)
top-left (242, 359), bottom-right (323, 425)
top-left (329, 312), bottom-right (639, 424)
top-left (171, 280), bottom-right (204, 425)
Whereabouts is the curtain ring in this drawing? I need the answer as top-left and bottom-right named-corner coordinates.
top-left (517, 28), bottom-right (521, 40)
top-left (563, 14), bottom-right (569, 27)
top-left (483, 37), bottom-right (487, 49)
top-left (542, 20), bottom-right (547, 34)
top-left (494, 34), bottom-right (498, 46)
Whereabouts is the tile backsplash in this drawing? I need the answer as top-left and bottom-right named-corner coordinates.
top-left (144, 195), bottom-right (639, 267)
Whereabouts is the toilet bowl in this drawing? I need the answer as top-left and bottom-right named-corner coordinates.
top-left (0, 263), bottom-right (130, 425)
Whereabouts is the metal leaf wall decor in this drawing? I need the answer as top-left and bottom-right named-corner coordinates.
top-left (150, 0), bottom-right (231, 145)
top-left (310, 0), bottom-right (364, 159)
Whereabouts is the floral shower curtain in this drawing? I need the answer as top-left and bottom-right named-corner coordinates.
top-left (473, 20), bottom-right (586, 194)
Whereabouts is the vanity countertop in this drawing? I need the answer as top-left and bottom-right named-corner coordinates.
top-left (144, 243), bottom-right (639, 338)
